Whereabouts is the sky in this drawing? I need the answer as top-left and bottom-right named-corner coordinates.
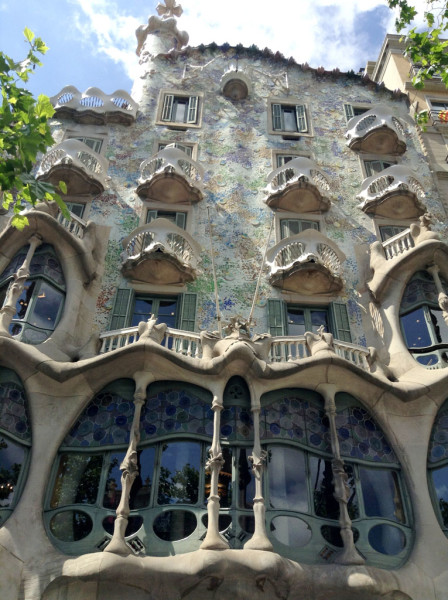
top-left (0, 0), bottom-right (429, 99)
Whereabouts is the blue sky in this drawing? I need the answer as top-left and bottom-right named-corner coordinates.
top-left (0, 0), bottom-right (424, 100)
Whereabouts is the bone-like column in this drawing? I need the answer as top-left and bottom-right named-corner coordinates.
top-left (320, 384), bottom-right (365, 565)
top-left (200, 394), bottom-right (229, 549)
top-left (244, 403), bottom-right (273, 551)
top-left (427, 265), bottom-right (448, 325)
top-left (0, 235), bottom-right (42, 335)
top-left (104, 387), bottom-right (146, 556)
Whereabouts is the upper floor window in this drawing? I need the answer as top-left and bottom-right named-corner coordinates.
top-left (145, 209), bottom-right (186, 229)
top-left (400, 271), bottom-right (448, 367)
top-left (70, 136), bottom-right (103, 153)
top-left (158, 142), bottom-right (194, 158)
top-left (344, 104), bottom-right (370, 121)
top-left (0, 368), bottom-right (31, 527)
top-left (378, 224), bottom-right (409, 242)
top-left (364, 158), bottom-right (396, 177)
top-left (65, 201), bottom-right (86, 219)
top-left (157, 92), bottom-right (202, 127)
top-left (428, 401), bottom-right (448, 538)
top-left (280, 218), bottom-right (319, 240)
top-left (0, 244), bottom-right (66, 345)
top-left (269, 101), bottom-right (309, 136)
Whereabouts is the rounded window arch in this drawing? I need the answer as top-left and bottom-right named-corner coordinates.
top-left (428, 401), bottom-right (448, 537)
top-left (400, 271), bottom-right (448, 368)
top-left (259, 389), bottom-right (411, 568)
top-left (0, 368), bottom-right (31, 526)
top-left (0, 243), bottom-right (66, 345)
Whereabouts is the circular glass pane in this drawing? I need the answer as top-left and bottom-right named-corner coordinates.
top-left (153, 510), bottom-right (197, 541)
top-left (270, 516), bottom-right (311, 547)
top-left (50, 510), bottom-right (93, 542)
top-left (201, 513), bottom-right (232, 532)
top-left (102, 515), bottom-right (143, 537)
top-left (368, 524), bottom-right (406, 555)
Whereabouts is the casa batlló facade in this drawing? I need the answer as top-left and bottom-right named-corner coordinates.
top-left (1, 3), bottom-right (448, 599)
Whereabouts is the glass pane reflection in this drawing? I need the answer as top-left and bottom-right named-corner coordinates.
top-left (270, 515), bottom-right (311, 547)
top-left (360, 468), bottom-right (405, 523)
top-left (153, 509), bottom-right (197, 541)
top-left (0, 436), bottom-right (25, 508)
top-left (431, 465), bottom-right (448, 528)
top-left (50, 510), bottom-right (93, 542)
top-left (158, 441), bottom-right (200, 505)
top-left (368, 524), bottom-right (406, 555)
top-left (51, 453), bottom-right (102, 508)
top-left (268, 446), bottom-right (308, 512)
top-left (309, 457), bottom-right (339, 520)
top-left (103, 448), bottom-right (155, 509)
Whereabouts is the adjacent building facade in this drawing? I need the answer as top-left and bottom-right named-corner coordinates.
top-left (1, 4), bottom-right (448, 599)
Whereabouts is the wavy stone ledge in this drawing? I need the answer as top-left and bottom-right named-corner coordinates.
top-left (42, 549), bottom-right (412, 600)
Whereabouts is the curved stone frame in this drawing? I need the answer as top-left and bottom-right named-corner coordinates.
top-left (0, 368), bottom-right (31, 527)
top-left (427, 399), bottom-right (448, 539)
top-left (258, 387), bottom-right (412, 569)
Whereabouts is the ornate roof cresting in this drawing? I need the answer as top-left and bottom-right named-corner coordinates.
top-left (156, 0), bottom-right (183, 19)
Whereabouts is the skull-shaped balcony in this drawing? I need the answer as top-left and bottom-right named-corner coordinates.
top-left (36, 139), bottom-right (108, 196)
top-left (357, 165), bottom-right (426, 219)
top-left (50, 86), bottom-right (138, 125)
top-left (121, 218), bottom-right (201, 284)
top-left (266, 229), bottom-right (345, 295)
top-left (345, 105), bottom-right (407, 155)
top-left (264, 157), bottom-right (331, 213)
top-left (136, 147), bottom-right (204, 204)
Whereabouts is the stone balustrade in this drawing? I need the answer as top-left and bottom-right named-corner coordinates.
top-left (381, 228), bottom-right (414, 259)
top-left (264, 157), bottom-right (331, 212)
top-left (37, 139), bottom-right (109, 194)
top-left (99, 325), bottom-right (371, 370)
top-left (56, 210), bottom-right (87, 240)
top-left (345, 104), bottom-right (407, 155)
top-left (137, 147), bottom-right (204, 203)
top-left (357, 165), bottom-right (426, 219)
top-left (50, 86), bottom-right (138, 125)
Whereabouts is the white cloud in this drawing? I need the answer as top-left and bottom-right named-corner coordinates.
top-left (68, 0), bottom-right (434, 79)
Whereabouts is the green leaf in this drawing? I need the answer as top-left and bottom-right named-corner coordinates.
top-left (11, 214), bottom-right (29, 231)
top-left (23, 27), bottom-right (35, 42)
top-left (58, 180), bottom-right (67, 194)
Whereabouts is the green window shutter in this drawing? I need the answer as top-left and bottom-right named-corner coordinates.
top-left (187, 96), bottom-right (199, 124)
top-left (344, 104), bottom-right (355, 121)
top-left (110, 288), bottom-right (133, 330)
top-left (145, 210), bottom-right (158, 224)
top-left (178, 293), bottom-right (197, 331)
top-left (175, 212), bottom-right (186, 229)
top-left (272, 104), bottom-right (282, 130)
top-left (162, 94), bottom-right (174, 121)
top-left (329, 302), bottom-right (352, 342)
top-left (295, 105), bottom-right (308, 132)
top-left (267, 299), bottom-right (286, 336)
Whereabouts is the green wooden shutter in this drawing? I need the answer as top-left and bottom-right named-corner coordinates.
top-left (272, 104), bottom-right (282, 130)
top-left (178, 293), bottom-right (197, 331)
top-left (295, 105), bottom-right (308, 132)
top-left (187, 96), bottom-right (199, 124)
top-left (110, 288), bottom-right (133, 330)
top-left (161, 94), bottom-right (174, 121)
top-left (267, 299), bottom-right (286, 336)
top-left (175, 212), bottom-right (186, 229)
top-left (344, 104), bottom-right (355, 121)
top-left (329, 302), bottom-right (352, 342)
top-left (145, 210), bottom-right (158, 224)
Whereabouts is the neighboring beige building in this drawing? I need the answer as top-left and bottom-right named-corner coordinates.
top-left (2, 5), bottom-right (448, 600)
top-left (367, 33), bottom-right (448, 206)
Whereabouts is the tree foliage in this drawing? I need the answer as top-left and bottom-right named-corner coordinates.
top-left (0, 28), bottom-right (67, 230)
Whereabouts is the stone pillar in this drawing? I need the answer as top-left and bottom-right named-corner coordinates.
top-left (104, 386), bottom-right (146, 556)
top-left (320, 384), bottom-right (365, 565)
top-left (244, 403), bottom-right (273, 551)
top-left (200, 394), bottom-right (229, 550)
top-left (427, 264), bottom-right (448, 325)
top-left (0, 235), bottom-right (42, 336)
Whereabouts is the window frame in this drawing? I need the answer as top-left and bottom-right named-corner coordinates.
top-left (156, 91), bottom-right (203, 129)
top-left (360, 154), bottom-right (398, 179)
top-left (156, 140), bottom-right (198, 161)
top-left (64, 129), bottom-right (108, 156)
top-left (343, 102), bottom-right (373, 122)
top-left (268, 99), bottom-right (312, 138)
top-left (274, 211), bottom-right (323, 243)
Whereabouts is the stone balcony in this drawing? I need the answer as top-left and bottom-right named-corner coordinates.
top-left (136, 147), bottom-right (204, 204)
top-left (265, 229), bottom-right (345, 295)
top-left (357, 165), bottom-right (426, 219)
top-left (50, 86), bottom-right (138, 125)
top-left (345, 104), bottom-right (407, 155)
top-left (264, 157), bottom-right (331, 213)
top-left (121, 218), bottom-right (201, 284)
top-left (36, 139), bottom-right (108, 196)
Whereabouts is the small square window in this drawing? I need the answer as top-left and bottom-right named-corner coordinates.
top-left (158, 142), bottom-right (194, 157)
top-left (64, 202), bottom-right (86, 219)
top-left (363, 159), bottom-right (396, 177)
top-left (70, 136), bottom-right (103, 153)
top-left (157, 92), bottom-right (202, 127)
top-left (280, 218), bottom-right (319, 239)
top-left (344, 104), bottom-right (370, 122)
top-left (146, 209), bottom-right (186, 229)
top-left (269, 101), bottom-right (310, 136)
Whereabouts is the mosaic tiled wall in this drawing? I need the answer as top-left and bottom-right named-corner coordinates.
top-left (53, 47), bottom-right (442, 345)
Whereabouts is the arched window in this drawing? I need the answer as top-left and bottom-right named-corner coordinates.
top-left (400, 271), bottom-right (448, 368)
top-left (428, 401), bottom-right (448, 537)
top-left (0, 244), bottom-right (66, 345)
top-left (260, 389), bottom-right (411, 568)
top-left (0, 368), bottom-right (31, 526)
